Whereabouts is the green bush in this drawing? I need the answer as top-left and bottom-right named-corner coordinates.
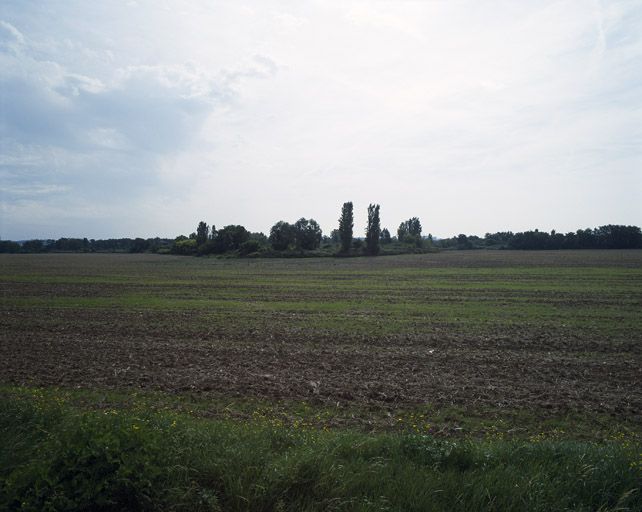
top-left (239, 239), bottom-right (262, 256)
top-left (1, 403), bottom-right (174, 510)
top-left (171, 239), bottom-right (197, 255)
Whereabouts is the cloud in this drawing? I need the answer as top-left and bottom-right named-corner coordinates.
top-left (0, 20), bottom-right (24, 49)
top-left (0, 16), bottom-right (236, 237)
top-left (0, 3), bottom-right (289, 238)
top-left (0, 36), bottom-right (222, 151)
top-left (0, 1), bottom-right (640, 240)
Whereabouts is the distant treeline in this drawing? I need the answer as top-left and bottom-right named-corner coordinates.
top-left (0, 237), bottom-right (173, 254)
top-left (439, 225), bottom-right (642, 250)
top-left (2, 212), bottom-right (640, 256)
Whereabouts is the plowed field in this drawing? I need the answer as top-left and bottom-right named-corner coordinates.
top-left (1, 251), bottom-right (641, 427)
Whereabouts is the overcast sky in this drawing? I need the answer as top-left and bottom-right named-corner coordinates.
top-left (1, 0), bottom-right (641, 240)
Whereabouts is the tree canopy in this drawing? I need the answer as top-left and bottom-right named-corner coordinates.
top-left (196, 222), bottom-right (208, 246)
top-left (269, 221), bottom-right (295, 251)
top-left (398, 217), bottom-right (422, 247)
top-left (293, 218), bottom-right (322, 250)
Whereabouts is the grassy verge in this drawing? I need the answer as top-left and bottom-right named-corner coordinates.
top-left (4, 386), bottom-right (639, 442)
top-left (1, 389), bottom-right (640, 511)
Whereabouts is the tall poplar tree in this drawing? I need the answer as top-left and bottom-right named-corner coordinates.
top-left (365, 204), bottom-right (381, 255)
top-left (338, 202), bottom-right (354, 253)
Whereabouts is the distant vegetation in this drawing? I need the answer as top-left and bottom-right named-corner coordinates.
top-left (2, 201), bottom-right (640, 256)
top-left (440, 225), bottom-right (642, 250)
top-left (172, 202), bottom-right (432, 257)
top-left (0, 237), bottom-right (174, 254)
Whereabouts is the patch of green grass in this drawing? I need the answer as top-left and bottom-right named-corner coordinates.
top-left (4, 386), bottom-right (639, 442)
top-left (5, 291), bottom-right (639, 336)
top-left (3, 264), bottom-right (641, 292)
top-left (1, 390), bottom-right (640, 512)
top-left (4, 255), bottom-right (641, 339)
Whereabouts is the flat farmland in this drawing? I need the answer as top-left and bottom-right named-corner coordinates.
top-left (1, 250), bottom-right (641, 434)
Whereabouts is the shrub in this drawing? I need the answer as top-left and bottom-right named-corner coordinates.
top-left (171, 239), bottom-right (197, 255)
top-left (239, 239), bottom-right (262, 256)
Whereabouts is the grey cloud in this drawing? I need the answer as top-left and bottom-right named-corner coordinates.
top-left (0, 25), bottom-right (228, 208)
top-left (0, 15), bottom-right (281, 238)
top-left (0, 43), bottom-right (223, 153)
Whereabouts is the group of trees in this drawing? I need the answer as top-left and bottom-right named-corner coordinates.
top-left (334, 202), bottom-right (425, 255)
top-left (176, 219), bottom-right (325, 256)
top-left (335, 202), bottom-right (383, 255)
top-left (173, 203), bottom-right (426, 257)
top-left (397, 217), bottom-right (423, 247)
top-left (173, 224), bottom-right (259, 255)
top-left (506, 225), bottom-right (642, 250)
top-left (268, 218), bottom-right (323, 251)
top-left (438, 225), bottom-right (642, 250)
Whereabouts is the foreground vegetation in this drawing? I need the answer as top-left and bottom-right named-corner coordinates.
top-left (2, 388), bottom-right (640, 512)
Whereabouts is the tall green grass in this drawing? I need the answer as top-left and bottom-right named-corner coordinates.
top-left (1, 393), bottom-right (640, 511)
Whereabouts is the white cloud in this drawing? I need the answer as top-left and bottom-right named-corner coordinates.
top-left (86, 128), bottom-right (130, 150)
top-left (0, 20), bottom-right (24, 55)
top-left (0, 1), bottom-right (640, 239)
